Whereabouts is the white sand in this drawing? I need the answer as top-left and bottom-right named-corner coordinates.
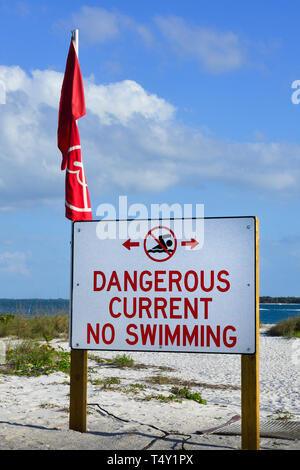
top-left (0, 325), bottom-right (299, 450)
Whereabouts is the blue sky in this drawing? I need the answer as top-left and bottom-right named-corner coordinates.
top-left (0, 0), bottom-right (300, 298)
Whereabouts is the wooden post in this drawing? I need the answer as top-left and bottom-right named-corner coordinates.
top-left (69, 349), bottom-right (88, 432)
top-left (241, 217), bottom-right (260, 450)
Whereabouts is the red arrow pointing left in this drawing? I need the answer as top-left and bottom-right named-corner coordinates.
top-left (123, 239), bottom-right (140, 250)
top-left (181, 238), bottom-right (199, 249)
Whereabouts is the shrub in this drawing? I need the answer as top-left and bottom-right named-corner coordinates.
top-left (144, 387), bottom-right (206, 404)
top-left (90, 376), bottom-right (120, 388)
top-left (2, 340), bottom-right (70, 376)
top-left (266, 315), bottom-right (300, 338)
top-left (88, 353), bottom-right (134, 368)
top-left (0, 314), bottom-right (15, 324)
top-left (107, 354), bottom-right (134, 368)
top-left (170, 387), bottom-right (207, 404)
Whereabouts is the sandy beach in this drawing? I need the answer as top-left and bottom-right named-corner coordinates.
top-left (0, 325), bottom-right (299, 451)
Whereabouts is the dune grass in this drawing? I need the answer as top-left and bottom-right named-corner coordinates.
top-left (2, 340), bottom-right (70, 376)
top-left (266, 315), bottom-right (300, 338)
top-left (0, 313), bottom-right (69, 340)
top-left (144, 387), bottom-right (207, 404)
top-left (0, 313), bottom-right (69, 376)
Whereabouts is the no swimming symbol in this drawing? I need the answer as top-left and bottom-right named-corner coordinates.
top-left (144, 226), bottom-right (177, 262)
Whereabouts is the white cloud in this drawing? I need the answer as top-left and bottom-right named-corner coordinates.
top-left (61, 6), bottom-right (153, 46)
top-left (0, 251), bottom-right (30, 276)
top-left (58, 7), bottom-right (247, 72)
top-left (71, 6), bottom-right (120, 44)
top-left (155, 15), bottom-right (244, 73)
top-left (0, 65), bottom-right (300, 211)
top-left (85, 79), bottom-right (175, 125)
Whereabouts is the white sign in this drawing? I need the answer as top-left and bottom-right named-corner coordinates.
top-left (70, 217), bottom-right (257, 354)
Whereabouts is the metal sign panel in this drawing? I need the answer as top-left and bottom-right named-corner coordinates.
top-left (70, 217), bottom-right (256, 354)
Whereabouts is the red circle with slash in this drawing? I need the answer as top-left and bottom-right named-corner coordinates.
top-left (144, 226), bottom-right (177, 262)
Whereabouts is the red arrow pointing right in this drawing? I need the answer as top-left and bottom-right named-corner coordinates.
top-left (181, 238), bottom-right (199, 249)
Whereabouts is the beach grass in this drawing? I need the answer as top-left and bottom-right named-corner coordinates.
top-left (104, 353), bottom-right (134, 368)
top-left (89, 353), bottom-right (151, 370)
top-left (2, 340), bottom-right (70, 376)
top-left (169, 386), bottom-right (207, 404)
top-left (90, 376), bottom-right (121, 388)
top-left (144, 387), bottom-right (207, 404)
top-left (0, 313), bottom-right (69, 340)
top-left (266, 314), bottom-right (300, 338)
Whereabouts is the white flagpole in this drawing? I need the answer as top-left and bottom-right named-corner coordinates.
top-left (72, 29), bottom-right (79, 55)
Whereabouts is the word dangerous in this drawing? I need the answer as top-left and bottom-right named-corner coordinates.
top-left (93, 269), bottom-right (230, 293)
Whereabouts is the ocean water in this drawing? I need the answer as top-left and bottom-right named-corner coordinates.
top-left (0, 299), bottom-right (69, 316)
top-left (0, 299), bottom-right (299, 324)
top-left (259, 304), bottom-right (300, 324)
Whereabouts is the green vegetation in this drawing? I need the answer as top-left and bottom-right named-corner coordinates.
top-left (0, 314), bottom-right (69, 340)
top-left (87, 354), bottom-right (106, 365)
top-left (0, 314), bottom-right (70, 376)
top-left (147, 375), bottom-right (177, 385)
top-left (89, 353), bottom-right (135, 368)
top-left (170, 387), bottom-right (207, 404)
top-left (272, 409), bottom-right (294, 421)
top-left (90, 376), bottom-right (121, 388)
top-left (144, 393), bottom-right (180, 403)
top-left (145, 387), bottom-right (206, 404)
top-left (107, 354), bottom-right (134, 368)
top-left (266, 315), bottom-right (300, 338)
top-left (0, 314), bottom-right (15, 324)
top-left (128, 383), bottom-right (145, 391)
top-left (2, 340), bottom-right (70, 376)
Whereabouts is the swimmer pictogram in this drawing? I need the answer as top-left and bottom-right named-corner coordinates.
top-left (144, 226), bottom-right (177, 262)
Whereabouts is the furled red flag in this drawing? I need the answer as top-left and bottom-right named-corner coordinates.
top-left (57, 39), bottom-right (92, 221)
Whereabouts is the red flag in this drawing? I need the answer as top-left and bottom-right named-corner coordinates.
top-left (58, 39), bottom-right (92, 221)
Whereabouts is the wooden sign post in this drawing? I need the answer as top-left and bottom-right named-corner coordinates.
top-left (241, 218), bottom-right (260, 450)
top-left (69, 349), bottom-right (87, 432)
